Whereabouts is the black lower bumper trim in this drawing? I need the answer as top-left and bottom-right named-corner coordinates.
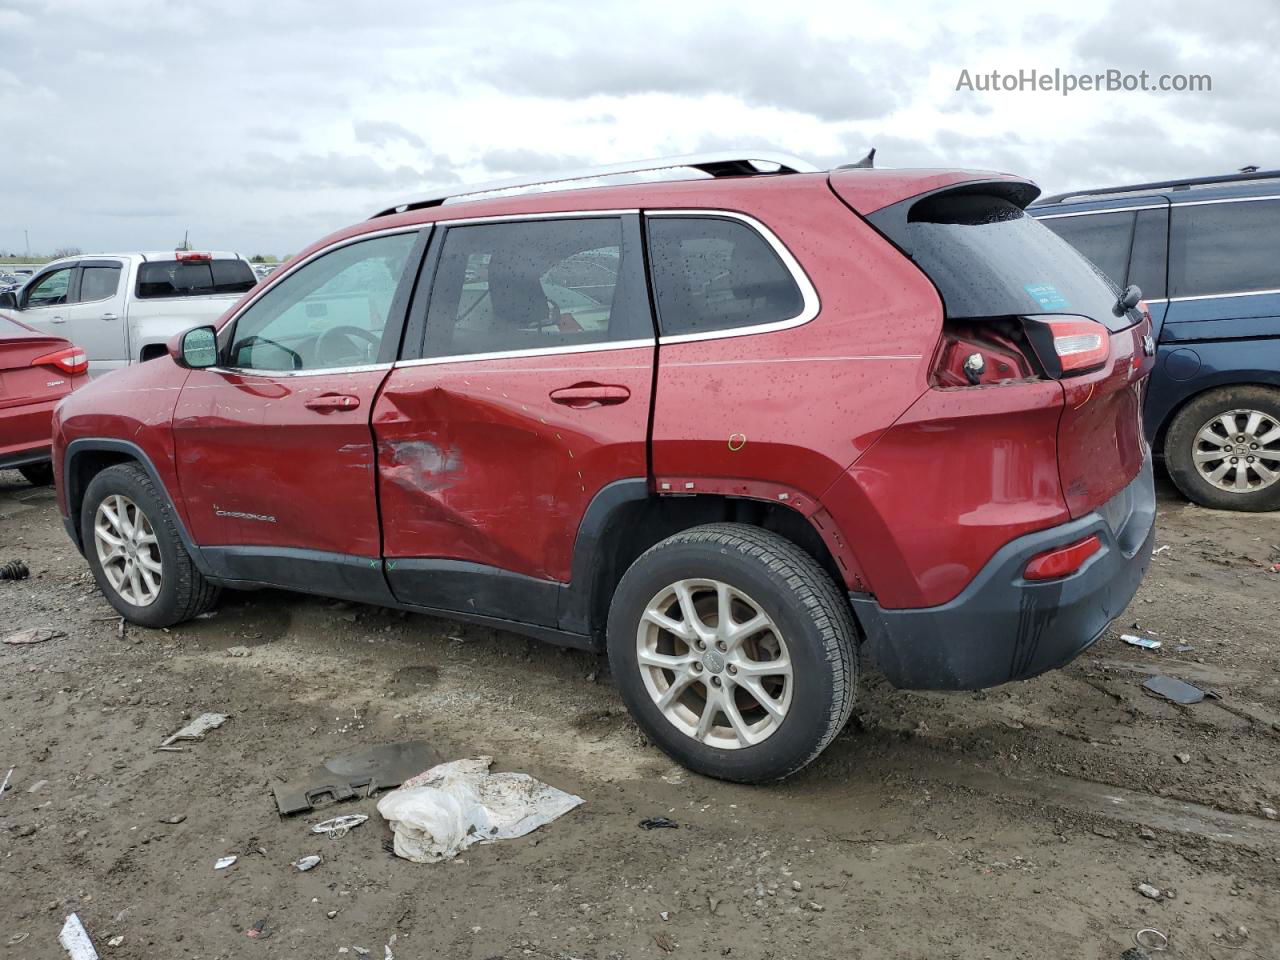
top-left (852, 459), bottom-right (1156, 690)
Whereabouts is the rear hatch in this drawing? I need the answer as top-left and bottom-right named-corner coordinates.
top-left (866, 185), bottom-right (1153, 518)
top-left (0, 316), bottom-right (85, 410)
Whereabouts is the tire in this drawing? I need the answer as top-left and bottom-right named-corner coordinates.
top-left (606, 523), bottom-right (857, 783)
top-left (80, 463), bottom-right (220, 628)
top-left (1164, 386), bottom-right (1280, 512)
top-left (18, 462), bottom-right (54, 486)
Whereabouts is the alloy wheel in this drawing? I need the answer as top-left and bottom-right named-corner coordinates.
top-left (94, 494), bottom-right (163, 606)
top-left (1192, 408), bottom-right (1280, 494)
top-left (636, 578), bottom-right (793, 749)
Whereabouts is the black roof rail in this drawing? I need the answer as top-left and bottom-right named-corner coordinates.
top-left (1034, 168), bottom-right (1280, 205)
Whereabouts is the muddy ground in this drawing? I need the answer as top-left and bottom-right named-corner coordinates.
top-left (0, 468), bottom-right (1277, 960)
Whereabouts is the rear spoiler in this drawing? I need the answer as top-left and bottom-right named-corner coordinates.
top-left (864, 179), bottom-right (1041, 259)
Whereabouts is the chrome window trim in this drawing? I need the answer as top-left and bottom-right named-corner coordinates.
top-left (1033, 204), bottom-right (1166, 219)
top-left (1151, 287), bottom-right (1280, 305)
top-left (217, 224), bottom-right (426, 377)
top-left (645, 209), bottom-right (820, 346)
top-left (428, 208), bottom-right (638, 227)
top-left (204, 362), bottom-right (394, 378)
top-left (1172, 193), bottom-right (1280, 208)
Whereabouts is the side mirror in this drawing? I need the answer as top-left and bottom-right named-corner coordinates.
top-left (0, 290), bottom-right (17, 310)
top-left (171, 325), bottom-right (219, 369)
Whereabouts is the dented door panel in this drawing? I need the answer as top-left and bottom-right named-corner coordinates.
top-left (373, 346), bottom-right (653, 585)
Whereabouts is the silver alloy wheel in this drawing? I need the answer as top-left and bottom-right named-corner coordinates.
top-left (1192, 408), bottom-right (1280, 493)
top-left (636, 578), bottom-right (793, 750)
top-left (94, 494), bottom-right (163, 606)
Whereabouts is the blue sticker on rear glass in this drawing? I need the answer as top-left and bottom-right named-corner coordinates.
top-left (1024, 283), bottom-right (1070, 310)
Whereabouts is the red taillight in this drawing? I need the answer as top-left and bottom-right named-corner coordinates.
top-left (1043, 318), bottom-right (1109, 374)
top-left (931, 328), bottom-right (1034, 388)
top-left (31, 346), bottom-right (89, 376)
top-left (176, 251), bottom-right (212, 262)
top-left (1023, 534), bottom-right (1101, 581)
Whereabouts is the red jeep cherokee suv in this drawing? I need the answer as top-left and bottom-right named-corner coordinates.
top-left (51, 154), bottom-right (1156, 781)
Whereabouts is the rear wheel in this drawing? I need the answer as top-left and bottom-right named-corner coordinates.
top-left (18, 462), bottom-right (53, 486)
top-left (607, 523), bottom-right (857, 782)
top-left (1165, 386), bottom-right (1280, 512)
top-left (81, 463), bottom-right (219, 627)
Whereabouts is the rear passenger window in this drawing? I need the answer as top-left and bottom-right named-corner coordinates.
top-left (1169, 199), bottom-right (1280, 298)
top-left (424, 217), bottom-right (650, 358)
top-left (79, 266), bottom-right (121, 302)
top-left (1038, 211), bottom-right (1134, 288)
top-left (646, 217), bottom-right (804, 337)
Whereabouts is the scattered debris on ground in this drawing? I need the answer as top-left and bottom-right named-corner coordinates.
top-left (1121, 633), bottom-right (1161, 650)
top-left (639, 816), bottom-right (679, 830)
top-left (58, 913), bottom-right (98, 960)
top-left (3, 627), bottom-right (63, 645)
top-left (1142, 675), bottom-right (1206, 704)
top-left (377, 756), bottom-right (583, 863)
top-left (0, 559), bottom-right (29, 581)
top-left (159, 712), bottom-right (229, 749)
top-left (274, 740), bottom-right (440, 815)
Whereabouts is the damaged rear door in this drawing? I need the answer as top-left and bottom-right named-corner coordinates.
top-left (373, 214), bottom-right (655, 627)
top-left (172, 228), bottom-right (428, 598)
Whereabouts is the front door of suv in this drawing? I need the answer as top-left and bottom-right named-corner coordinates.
top-left (171, 228), bottom-right (427, 597)
top-left (373, 214), bottom-right (655, 627)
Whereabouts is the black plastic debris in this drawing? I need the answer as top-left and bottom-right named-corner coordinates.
top-left (1142, 675), bottom-right (1205, 705)
top-left (640, 816), bottom-right (679, 830)
top-left (0, 560), bottom-right (29, 581)
top-left (274, 741), bottom-right (440, 816)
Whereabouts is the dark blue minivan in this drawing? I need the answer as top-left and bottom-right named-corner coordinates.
top-left (1031, 170), bottom-right (1280, 511)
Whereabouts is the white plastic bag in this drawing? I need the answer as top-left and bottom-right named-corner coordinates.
top-left (376, 757), bottom-right (582, 863)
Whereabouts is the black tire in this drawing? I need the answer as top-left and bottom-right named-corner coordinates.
top-left (80, 463), bottom-right (220, 628)
top-left (1164, 386), bottom-right (1280, 512)
top-left (606, 523), bottom-right (857, 783)
top-left (18, 462), bottom-right (53, 486)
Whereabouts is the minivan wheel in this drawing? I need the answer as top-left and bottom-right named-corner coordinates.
top-left (607, 523), bottom-right (857, 783)
top-left (18, 462), bottom-right (53, 486)
top-left (81, 463), bottom-right (219, 627)
top-left (1165, 386), bottom-right (1280, 512)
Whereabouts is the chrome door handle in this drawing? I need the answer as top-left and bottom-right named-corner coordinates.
top-left (50, 316), bottom-right (65, 324)
top-left (101, 313), bottom-right (118, 321)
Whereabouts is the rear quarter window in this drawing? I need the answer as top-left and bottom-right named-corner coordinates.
top-left (905, 194), bottom-right (1129, 330)
top-left (1169, 198), bottom-right (1280, 298)
top-left (136, 259), bottom-right (256, 299)
top-left (645, 216), bottom-right (804, 337)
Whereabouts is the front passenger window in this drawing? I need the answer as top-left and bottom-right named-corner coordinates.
top-left (228, 232), bottom-right (417, 371)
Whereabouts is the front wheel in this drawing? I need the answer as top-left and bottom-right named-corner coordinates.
top-left (81, 463), bottom-right (219, 628)
top-left (607, 523), bottom-right (857, 783)
top-left (1165, 386), bottom-right (1280, 512)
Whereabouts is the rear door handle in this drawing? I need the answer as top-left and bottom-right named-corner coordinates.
top-left (50, 316), bottom-right (65, 324)
top-left (549, 383), bottom-right (631, 408)
top-left (101, 313), bottom-right (118, 321)
top-left (304, 394), bottom-right (361, 411)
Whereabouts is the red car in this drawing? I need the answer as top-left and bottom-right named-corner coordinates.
top-left (1, 315), bottom-right (88, 484)
top-left (51, 153), bottom-right (1156, 781)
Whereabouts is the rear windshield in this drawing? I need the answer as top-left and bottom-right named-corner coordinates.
top-left (907, 195), bottom-right (1131, 330)
top-left (136, 259), bottom-right (256, 299)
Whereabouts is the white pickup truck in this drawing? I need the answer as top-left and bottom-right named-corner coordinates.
top-left (0, 251), bottom-right (257, 377)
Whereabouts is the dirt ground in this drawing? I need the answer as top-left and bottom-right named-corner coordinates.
top-left (1, 468), bottom-right (1277, 960)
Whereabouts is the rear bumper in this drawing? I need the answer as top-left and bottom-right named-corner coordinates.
top-left (852, 457), bottom-right (1156, 690)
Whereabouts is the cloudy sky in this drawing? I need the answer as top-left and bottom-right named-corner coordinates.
top-left (1, 0), bottom-right (1276, 257)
